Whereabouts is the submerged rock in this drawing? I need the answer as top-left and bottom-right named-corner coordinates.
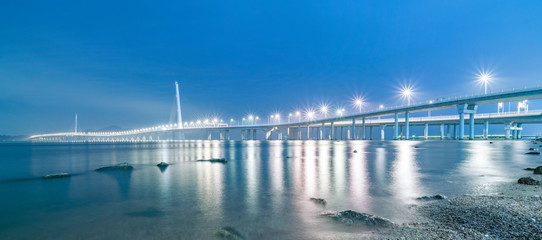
top-left (416, 194), bottom-right (447, 201)
top-left (310, 198), bottom-right (327, 206)
top-left (489, 141), bottom-right (494, 144)
top-left (156, 162), bottom-right (169, 167)
top-left (518, 177), bottom-right (540, 185)
top-left (353, 150), bottom-right (357, 153)
top-left (523, 168), bottom-right (536, 171)
top-left (534, 166), bottom-right (542, 174)
top-left (321, 210), bottom-right (393, 227)
top-left (215, 226), bottom-right (245, 240)
top-left (42, 173), bottom-right (71, 179)
top-left (525, 151), bottom-right (541, 155)
top-left (96, 163), bottom-right (133, 171)
top-left (529, 147), bottom-right (536, 151)
top-left (197, 158), bottom-right (227, 163)
top-left (414, 146), bottom-right (420, 148)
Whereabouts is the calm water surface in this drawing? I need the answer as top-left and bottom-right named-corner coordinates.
top-left (0, 140), bottom-right (538, 239)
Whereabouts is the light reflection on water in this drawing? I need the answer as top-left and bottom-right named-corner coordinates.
top-left (0, 140), bottom-right (537, 239)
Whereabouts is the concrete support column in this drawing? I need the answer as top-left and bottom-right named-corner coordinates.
top-left (307, 126), bottom-right (310, 140)
top-left (207, 130), bottom-right (212, 140)
top-left (321, 123), bottom-right (325, 140)
top-left (357, 126), bottom-right (361, 139)
top-left (517, 123), bottom-right (523, 139)
top-left (405, 111), bottom-right (410, 140)
top-left (512, 123), bottom-right (517, 139)
top-left (424, 123), bottom-right (429, 140)
top-left (287, 128), bottom-right (290, 140)
top-left (380, 125), bottom-right (385, 140)
top-left (446, 125), bottom-right (451, 140)
top-left (483, 121), bottom-right (489, 140)
top-left (340, 127), bottom-right (344, 140)
top-left (334, 126), bottom-right (338, 140)
top-left (505, 123), bottom-right (511, 140)
top-left (469, 113), bottom-right (475, 140)
top-left (219, 130), bottom-right (224, 140)
top-left (362, 118), bottom-right (366, 140)
top-left (351, 119), bottom-right (356, 140)
top-left (298, 125), bottom-right (302, 140)
top-left (394, 112), bottom-right (399, 140)
top-left (453, 125), bottom-right (457, 140)
top-left (330, 122), bottom-right (334, 140)
top-left (369, 126), bottom-right (373, 140)
top-left (278, 130), bottom-right (283, 140)
top-left (459, 113), bottom-right (465, 140)
top-left (440, 124), bottom-right (444, 140)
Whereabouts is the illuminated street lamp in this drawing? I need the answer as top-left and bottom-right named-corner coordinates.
top-left (307, 110), bottom-right (315, 121)
top-left (401, 87), bottom-right (413, 105)
top-left (320, 105), bottom-right (328, 118)
top-left (478, 72), bottom-right (492, 94)
top-left (255, 116), bottom-right (259, 124)
top-left (248, 115), bottom-right (254, 125)
top-left (275, 114), bottom-right (280, 124)
top-left (295, 111), bottom-right (301, 122)
top-left (288, 113), bottom-right (292, 123)
top-left (353, 98), bottom-right (363, 113)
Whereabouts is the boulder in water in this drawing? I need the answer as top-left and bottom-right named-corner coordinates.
top-left (416, 194), bottom-right (447, 201)
top-left (42, 173), bottom-right (71, 179)
top-left (534, 166), bottom-right (542, 174)
top-left (215, 226), bottom-right (245, 240)
top-left (518, 177), bottom-right (540, 185)
top-left (156, 162), bottom-right (169, 167)
top-left (525, 151), bottom-right (541, 155)
top-left (310, 198), bottom-right (327, 206)
top-left (353, 150), bottom-right (357, 153)
top-left (197, 158), bottom-right (227, 163)
top-left (321, 210), bottom-right (393, 227)
top-left (96, 163), bottom-right (133, 171)
top-left (523, 168), bottom-right (536, 171)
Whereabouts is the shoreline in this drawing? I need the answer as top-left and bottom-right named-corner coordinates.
top-left (371, 180), bottom-right (542, 239)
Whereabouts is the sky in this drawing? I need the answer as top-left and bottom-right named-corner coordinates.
top-left (1, 0), bottom-right (542, 135)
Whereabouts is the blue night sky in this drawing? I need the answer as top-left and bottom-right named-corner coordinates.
top-left (1, 0), bottom-right (542, 135)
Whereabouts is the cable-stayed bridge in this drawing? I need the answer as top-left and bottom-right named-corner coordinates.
top-left (29, 84), bottom-right (542, 142)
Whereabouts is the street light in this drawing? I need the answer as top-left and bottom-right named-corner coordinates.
top-left (401, 86), bottom-right (413, 105)
top-left (248, 115), bottom-right (254, 125)
top-left (320, 105), bottom-right (328, 118)
top-left (353, 97), bottom-right (363, 113)
top-left (307, 110), bottom-right (315, 121)
top-left (478, 72), bottom-right (492, 94)
top-left (275, 114), bottom-right (280, 124)
top-left (288, 113), bottom-right (292, 123)
top-left (295, 111), bottom-right (301, 122)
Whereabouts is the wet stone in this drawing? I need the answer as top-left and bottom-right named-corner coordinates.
top-left (534, 166), bottom-right (542, 175)
top-left (518, 177), bottom-right (540, 185)
top-left (197, 158), bottom-right (227, 163)
top-left (310, 198), bottom-right (327, 206)
top-left (321, 210), bottom-right (393, 227)
top-left (42, 173), bottom-right (71, 179)
top-left (96, 163), bottom-right (133, 171)
top-left (215, 226), bottom-right (245, 240)
top-left (156, 162), bottom-right (169, 167)
top-left (417, 194), bottom-right (447, 201)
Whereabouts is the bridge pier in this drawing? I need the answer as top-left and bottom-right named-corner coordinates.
top-left (394, 113), bottom-right (399, 140)
top-left (369, 126), bottom-right (373, 140)
top-left (457, 104), bottom-right (477, 140)
top-left (207, 130), bottom-right (212, 140)
top-left (440, 124), bottom-right (444, 140)
top-left (505, 123), bottom-right (511, 140)
top-left (380, 125), bottom-right (386, 140)
top-left (306, 126), bottom-right (310, 140)
top-left (362, 118), bottom-right (366, 140)
top-left (330, 122), bottom-right (334, 140)
top-left (447, 125), bottom-right (451, 140)
top-left (405, 111), bottom-right (410, 140)
top-left (517, 123), bottom-right (523, 139)
top-left (278, 129), bottom-right (283, 140)
top-left (298, 125), bottom-right (302, 140)
top-left (424, 123), bottom-right (429, 140)
top-left (252, 129), bottom-right (257, 140)
top-left (226, 130), bottom-right (230, 140)
top-left (351, 119), bottom-right (356, 140)
top-left (483, 121), bottom-right (489, 140)
top-left (321, 123), bottom-right (325, 140)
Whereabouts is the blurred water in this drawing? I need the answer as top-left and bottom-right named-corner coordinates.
top-left (0, 140), bottom-right (539, 239)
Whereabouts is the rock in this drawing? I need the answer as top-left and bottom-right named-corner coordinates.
top-left (310, 198), bottom-right (327, 206)
top-left (416, 194), bottom-right (447, 201)
top-left (414, 146), bottom-right (420, 148)
top-left (489, 141), bottom-right (494, 144)
top-left (197, 158), bottom-right (227, 163)
top-left (42, 173), bottom-right (71, 179)
top-left (215, 226), bottom-right (245, 240)
top-left (523, 168), bottom-right (536, 171)
top-left (518, 177), bottom-right (540, 185)
top-left (529, 147), bottom-right (535, 151)
top-left (156, 162), bottom-right (169, 167)
top-left (321, 210), bottom-right (393, 227)
top-left (534, 166), bottom-right (542, 174)
top-left (96, 163), bottom-right (133, 171)
top-left (525, 151), bottom-right (541, 155)
top-left (353, 150), bottom-right (357, 153)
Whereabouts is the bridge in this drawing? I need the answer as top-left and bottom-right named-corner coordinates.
top-left (29, 84), bottom-right (542, 142)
